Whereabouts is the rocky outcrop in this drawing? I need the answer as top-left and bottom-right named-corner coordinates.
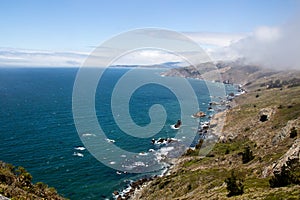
top-left (192, 111), bottom-right (206, 118)
top-left (262, 138), bottom-right (300, 178)
top-left (273, 139), bottom-right (300, 173)
top-left (0, 195), bottom-right (10, 200)
top-left (272, 118), bottom-right (300, 145)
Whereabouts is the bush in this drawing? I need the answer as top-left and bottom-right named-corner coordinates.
top-left (225, 171), bottom-right (244, 197)
top-left (242, 146), bottom-right (255, 164)
top-left (16, 166), bottom-right (32, 188)
top-left (269, 158), bottom-right (300, 188)
top-left (225, 148), bottom-right (230, 155)
top-left (290, 127), bottom-right (297, 138)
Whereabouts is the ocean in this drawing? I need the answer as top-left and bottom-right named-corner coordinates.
top-left (0, 67), bottom-right (237, 199)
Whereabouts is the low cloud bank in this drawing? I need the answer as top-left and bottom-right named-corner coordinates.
top-left (229, 15), bottom-right (300, 70)
top-left (0, 48), bottom-right (88, 67)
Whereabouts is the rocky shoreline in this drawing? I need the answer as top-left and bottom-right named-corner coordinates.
top-left (113, 84), bottom-right (242, 200)
top-left (114, 64), bottom-right (300, 200)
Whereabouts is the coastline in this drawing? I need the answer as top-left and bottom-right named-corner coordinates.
top-left (114, 83), bottom-right (243, 200)
top-left (123, 68), bottom-right (300, 199)
top-left (114, 64), bottom-right (300, 200)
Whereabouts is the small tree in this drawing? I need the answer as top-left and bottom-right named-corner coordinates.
top-left (225, 171), bottom-right (244, 197)
top-left (290, 127), bottom-right (297, 138)
top-left (242, 146), bottom-right (254, 164)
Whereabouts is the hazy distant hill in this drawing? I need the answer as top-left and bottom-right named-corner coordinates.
top-left (160, 60), bottom-right (300, 89)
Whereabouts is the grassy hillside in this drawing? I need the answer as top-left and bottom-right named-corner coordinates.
top-left (131, 69), bottom-right (300, 200)
top-left (0, 162), bottom-right (67, 200)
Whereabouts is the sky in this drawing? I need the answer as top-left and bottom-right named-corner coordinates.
top-left (0, 0), bottom-right (299, 67)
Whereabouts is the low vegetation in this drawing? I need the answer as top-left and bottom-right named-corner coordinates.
top-left (0, 161), bottom-right (66, 199)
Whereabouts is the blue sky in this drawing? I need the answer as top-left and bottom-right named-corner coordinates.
top-left (1, 0), bottom-right (298, 51)
top-left (0, 0), bottom-right (299, 67)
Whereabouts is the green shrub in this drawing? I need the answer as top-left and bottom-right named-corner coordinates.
top-left (242, 146), bottom-right (255, 164)
top-left (225, 171), bottom-right (244, 197)
top-left (290, 127), bottom-right (297, 138)
top-left (225, 148), bottom-right (230, 155)
top-left (16, 166), bottom-right (32, 188)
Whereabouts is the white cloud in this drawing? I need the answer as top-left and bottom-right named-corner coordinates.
top-left (181, 32), bottom-right (249, 62)
top-left (0, 48), bottom-right (88, 67)
top-left (184, 32), bottom-right (248, 48)
top-left (113, 49), bottom-right (185, 65)
top-left (253, 26), bottom-right (281, 42)
top-left (113, 32), bottom-right (250, 65)
top-left (4, 23), bottom-right (298, 70)
top-left (229, 15), bottom-right (300, 70)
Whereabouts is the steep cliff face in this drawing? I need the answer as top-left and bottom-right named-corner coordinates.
top-left (131, 69), bottom-right (300, 200)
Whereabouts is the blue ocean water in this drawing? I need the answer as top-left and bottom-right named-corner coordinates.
top-left (0, 67), bottom-right (236, 199)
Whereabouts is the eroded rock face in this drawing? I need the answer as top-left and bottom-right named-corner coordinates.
top-left (272, 118), bottom-right (300, 145)
top-left (272, 139), bottom-right (300, 173)
top-left (262, 138), bottom-right (300, 178)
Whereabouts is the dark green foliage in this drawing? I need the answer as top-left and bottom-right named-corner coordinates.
top-left (242, 146), bottom-right (255, 164)
top-left (269, 158), bottom-right (300, 188)
top-left (290, 127), bottom-right (297, 138)
top-left (225, 148), bottom-right (230, 154)
top-left (225, 171), bottom-right (244, 197)
top-left (265, 79), bottom-right (283, 89)
top-left (261, 78), bottom-right (300, 89)
top-left (286, 78), bottom-right (300, 88)
top-left (158, 179), bottom-right (171, 189)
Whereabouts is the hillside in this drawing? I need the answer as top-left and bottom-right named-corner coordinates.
top-left (161, 61), bottom-right (300, 89)
top-left (0, 161), bottom-right (67, 200)
top-left (131, 65), bottom-right (300, 199)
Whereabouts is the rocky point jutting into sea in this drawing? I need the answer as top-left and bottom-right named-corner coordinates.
top-left (126, 61), bottom-right (300, 200)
